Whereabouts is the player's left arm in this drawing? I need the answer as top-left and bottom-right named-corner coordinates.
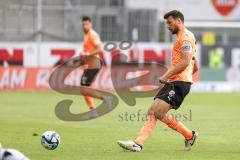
top-left (159, 40), bottom-right (193, 82)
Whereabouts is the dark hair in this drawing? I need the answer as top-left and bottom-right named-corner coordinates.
top-left (164, 10), bottom-right (184, 22)
top-left (82, 16), bottom-right (92, 22)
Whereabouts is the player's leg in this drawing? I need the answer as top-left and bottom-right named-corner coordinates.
top-left (161, 114), bottom-right (198, 150)
top-left (117, 81), bottom-right (198, 151)
top-left (117, 99), bottom-right (172, 152)
top-left (159, 81), bottom-right (198, 150)
top-left (161, 114), bottom-right (192, 139)
top-left (135, 99), bottom-right (172, 145)
top-left (84, 96), bottom-right (94, 110)
top-left (80, 68), bottom-right (113, 110)
top-left (81, 69), bottom-right (101, 110)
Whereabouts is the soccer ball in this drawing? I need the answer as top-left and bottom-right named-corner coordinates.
top-left (41, 131), bottom-right (60, 150)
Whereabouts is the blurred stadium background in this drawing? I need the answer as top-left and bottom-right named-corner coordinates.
top-left (0, 0), bottom-right (240, 160)
top-left (0, 0), bottom-right (240, 91)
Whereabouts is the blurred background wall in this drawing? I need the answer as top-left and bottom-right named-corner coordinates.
top-left (0, 0), bottom-right (240, 91)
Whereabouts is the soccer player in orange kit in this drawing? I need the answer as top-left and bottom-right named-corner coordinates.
top-left (80, 16), bottom-right (102, 110)
top-left (77, 16), bottom-right (111, 112)
top-left (117, 10), bottom-right (199, 152)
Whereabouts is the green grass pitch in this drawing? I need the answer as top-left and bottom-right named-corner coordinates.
top-left (0, 91), bottom-right (240, 160)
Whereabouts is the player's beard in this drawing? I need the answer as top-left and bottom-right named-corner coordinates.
top-left (83, 29), bottom-right (88, 33)
top-left (83, 28), bottom-right (90, 34)
top-left (171, 26), bottom-right (179, 35)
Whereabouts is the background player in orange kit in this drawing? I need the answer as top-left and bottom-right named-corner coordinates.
top-left (117, 10), bottom-right (199, 152)
top-left (72, 16), bottom-right (113, 112)
top-left (80, 16), bottom-right (102, 110)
